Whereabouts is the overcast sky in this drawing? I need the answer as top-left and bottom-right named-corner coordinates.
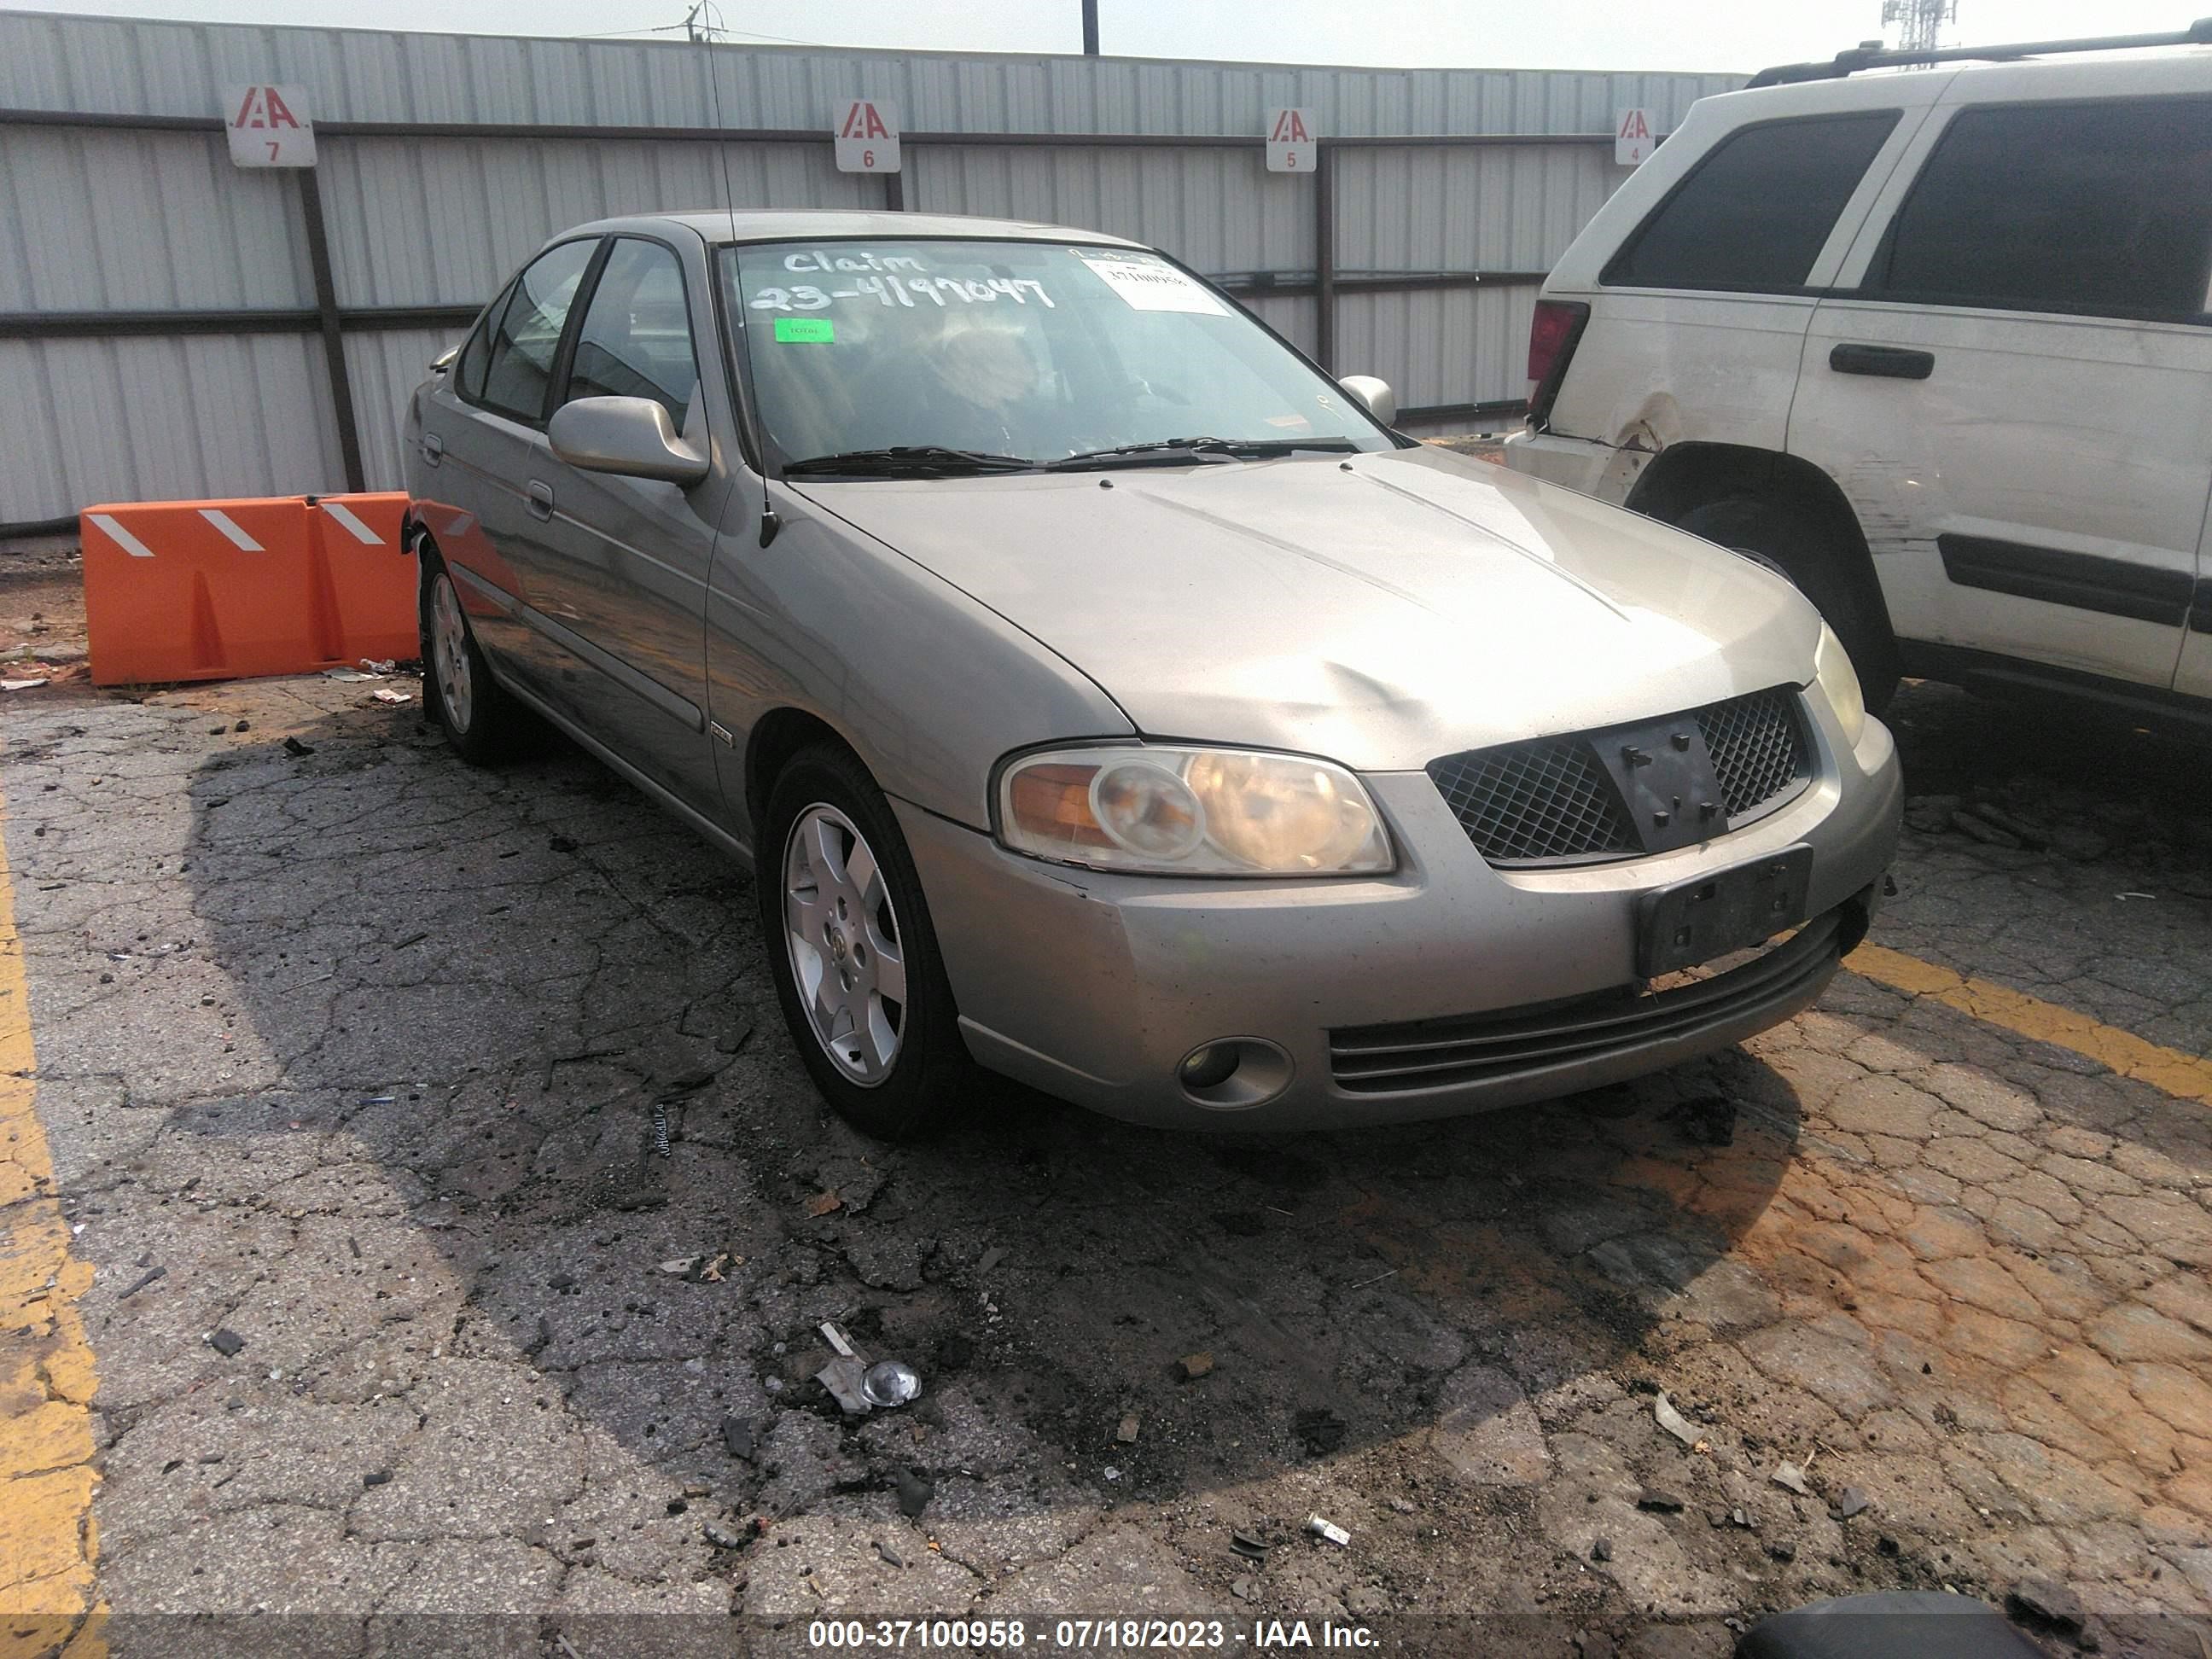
top-left (3, 0), bottom-right (2192, 73)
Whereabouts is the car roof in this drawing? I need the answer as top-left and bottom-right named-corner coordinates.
top-left (1712, 41), bottom-right (2212, 114)
top-left (553, 209), bottom-right (1148, 251)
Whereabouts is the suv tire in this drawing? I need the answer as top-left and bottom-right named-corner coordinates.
top-left (1677, 494), bottom-right (1900, 717)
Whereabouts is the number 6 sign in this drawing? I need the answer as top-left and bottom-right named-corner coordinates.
top-left (224, 84), bottom-right (316, 168)
top-left (833, 100), bottom-right (900, 173)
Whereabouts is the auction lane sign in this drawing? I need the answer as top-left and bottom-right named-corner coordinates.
top-left (834, 100), bottom-right (900, 173)
top-left (225, 84), bottom-right (316, 167)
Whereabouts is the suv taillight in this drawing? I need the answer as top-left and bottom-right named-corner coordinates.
top-left (1525, 299), bottom-right (1590, 430)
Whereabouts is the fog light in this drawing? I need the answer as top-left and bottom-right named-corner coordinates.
top-left (1179, 1043), bottom-right (1239, 1090)
top-left (1174, 1038), bottom-right (1294, 1110)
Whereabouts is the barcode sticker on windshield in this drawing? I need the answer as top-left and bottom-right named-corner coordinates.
top-left (774, 317), bottom-right (835, 342)
top-left (1076, 253), bottom-right (1227, 315)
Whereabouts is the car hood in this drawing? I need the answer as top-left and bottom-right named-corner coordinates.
top-left (795, 447), bottom-right (1822, 772)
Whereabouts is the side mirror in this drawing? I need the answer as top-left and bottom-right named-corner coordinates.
top-left (548, 395), bottom-right (709, 486)
top-left (430, 343), bottom-right (459, 374)
top-left (1337, 375), bottom-right (1397, 428)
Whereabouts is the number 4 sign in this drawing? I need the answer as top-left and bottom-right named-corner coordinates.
top-left (225, 84), bottom-right (316, 167)
top-left (1615, 108), bottom-right (1656, 166)
top-left (1266, 108), bottom-right (1317, 173)
top-left (833, 100), bottom-right (900, 173)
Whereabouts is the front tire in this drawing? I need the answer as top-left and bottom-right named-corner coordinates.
top-left (421, 556), bottom-right (527, 764)
top-left (1677, 494), bottom-right (1901, 717)
top-left (757, 743), bottom-right (974, 1139)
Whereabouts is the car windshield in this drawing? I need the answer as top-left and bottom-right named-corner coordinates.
top-left (719, 238), bottom-right (1393, 472)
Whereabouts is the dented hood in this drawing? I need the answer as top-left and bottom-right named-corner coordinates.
top-left (796, 446), bottom-right (1822, 772)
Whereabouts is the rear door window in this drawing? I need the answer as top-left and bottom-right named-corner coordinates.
top-left (1869, 96), bottom-right (2212, 322)
top-left (1603, 112), bottom-right (1901, 293)
top-left (478, 239), bottom-right (598, 424)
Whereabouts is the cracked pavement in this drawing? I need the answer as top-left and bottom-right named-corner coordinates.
top-left (2, 668), bottom-right (2210, 1656)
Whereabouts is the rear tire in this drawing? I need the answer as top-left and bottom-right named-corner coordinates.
top-left (1677, 494), bottom-right (1900, 716)
top-left (420, 555), bottom-right (528, 765)
top-left (757, 742), bottom-right (975, 1140)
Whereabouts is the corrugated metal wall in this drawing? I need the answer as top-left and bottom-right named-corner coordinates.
top-left (0, 9), bottom-right (1739, 525)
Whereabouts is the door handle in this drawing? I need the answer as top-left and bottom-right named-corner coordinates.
top-left (526, 480), bottom-right (555, 520)
top-left (420, 432), bottom-right (443, 466)
top-left (1829, 343), bottom-right (1934, 381)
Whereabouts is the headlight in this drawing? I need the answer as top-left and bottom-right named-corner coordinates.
top-left (998, 745), bottom-right (1394, 876)
top-left (1814, 623), bottom-right (1866, 748)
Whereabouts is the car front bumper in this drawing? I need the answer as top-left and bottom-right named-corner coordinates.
top-left (898, 688), bottom-right (1901, 1130)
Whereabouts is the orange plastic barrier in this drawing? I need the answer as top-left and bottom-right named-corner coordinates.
top-left (80, 494), bottom-right (418, 687)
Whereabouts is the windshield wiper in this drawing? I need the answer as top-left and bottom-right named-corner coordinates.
top-left (1044, 435), bottom-right (1362, 471)
top-left (782, 445), bottom-right (1036, 478)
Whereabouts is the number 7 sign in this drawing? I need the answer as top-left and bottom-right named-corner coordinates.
top-left (225, 84), bottom-right (317, 168)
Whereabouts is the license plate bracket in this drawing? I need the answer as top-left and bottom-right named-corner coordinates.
top-left (1635, 844), bottom-right (1814, 978)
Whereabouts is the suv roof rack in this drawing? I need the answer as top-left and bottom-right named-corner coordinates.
top-left (1748, 17), bottom-right (2212, 87)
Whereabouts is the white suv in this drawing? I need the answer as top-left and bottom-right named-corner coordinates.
top-left (1505, 23), bottom-right (2212, 720)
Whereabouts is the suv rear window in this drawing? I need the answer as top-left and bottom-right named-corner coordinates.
top-left (1870, 97), bottom-right (2212, 322)
top-left (1603, 112), bottom-right (1900, 294)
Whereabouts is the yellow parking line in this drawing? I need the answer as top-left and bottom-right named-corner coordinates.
top-left (1849, 940), bottom-right (2212, 1107)
top-left (0, 786), bottom-right (104, 1655)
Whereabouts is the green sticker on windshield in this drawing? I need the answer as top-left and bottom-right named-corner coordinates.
top-left (773, 317), bottom-right (835, 343)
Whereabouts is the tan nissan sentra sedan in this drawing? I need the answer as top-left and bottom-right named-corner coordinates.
top-left (401, 210), bottom-right (1901, 1139)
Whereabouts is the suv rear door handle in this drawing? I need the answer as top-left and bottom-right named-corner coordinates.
top-left (526, 480), bottom-right (556, 520)
top-left (420, 432), bottom-right (443, 466)
top-left (1829, 343), bottom-right (1934, 381)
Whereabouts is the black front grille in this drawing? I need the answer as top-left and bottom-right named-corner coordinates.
top-left (1698, 687), bottom-right (1807, 817)
top-left (1429, 687), bottom-right (1811, 867)
top-left (1428, 738), bottom-right (1637, 864)
top-left (1329, 909), bottom-right (1842, 1095)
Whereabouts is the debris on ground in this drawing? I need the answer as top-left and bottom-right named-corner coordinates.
top-left (1835, 1487), bottom-right (1870, 1520)
top-left (1230, 1531), bottom-right (1269, 1560)
top-left (370, 687), bottom-right (411, 704)
top-left (1178, 1350), bottom-right (1215, 1381)
top-left (657, 1255), bottom-right (701, 1276)
top-left (1590, 1538), bottom-right (1614, 1563)
top-left (894, 1468), bottom-right (934, 1518)
top-left (1116, 1413), bottom-right (1140, 1444)
top-left (1295, 1406), bottom-right (1348, 1456)
top-left (861, 1359), bottom-right (922, 1407)
top-left (703, 1520), bottom-right (748, 1550)
top-left (817, 1355), bottom-right (872, 1415)
top-left (1305, 1513), bottom-right (1350, 1547)
top-left (976, 1245), bottom-right (1005, 1277)
top-left (1772, 1460), bottom-right (1813, 1497)
top-left (876, 1540), bottom-right (905, 1568)
top-left (806, 1190), bottom-right (844, 1218)
top-left (206, 1328), bottom-right (245, 1357)
top-left (1652, 1391), bottom-right (1698, 1447)
top-left (116, 1264), bottom-right (166, 1300)
top-left (721, 1415), bottom-right (759, 1460)
top-left (282, 736), bottom-right (315, 757)
top-left (1636, 1489), bottom-right (1684, 1513)
top-left (0, 678), bottom-right (46, 692)
top-left (1231, 1575), bottom-right (1256, 1601)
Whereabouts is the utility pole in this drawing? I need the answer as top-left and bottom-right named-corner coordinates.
top-left (1880, 0), bottom-right (1957, 57)
top-left (1081, 0), bottom-right (1100, 55)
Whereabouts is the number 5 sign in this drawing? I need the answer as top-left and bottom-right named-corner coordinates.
top-left (833, 100), bottom-right (900, 173)
top-left (224, 84), bottom-right (316, 167)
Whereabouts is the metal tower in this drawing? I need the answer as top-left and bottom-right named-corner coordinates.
top-left (1881, 0), bottom-right (1959, 55)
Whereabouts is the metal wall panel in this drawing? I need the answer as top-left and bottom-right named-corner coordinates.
top-left (1335, 284), bottom-right (1543, 411)
top-left (0, 127), bottom-right (310, 311)
top-left (0, 334), bottom-right (338, 521)
top-left (0, 10), bottom-right (1732, 135)
top-left (1, 10), bottom-right (1741, 521)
